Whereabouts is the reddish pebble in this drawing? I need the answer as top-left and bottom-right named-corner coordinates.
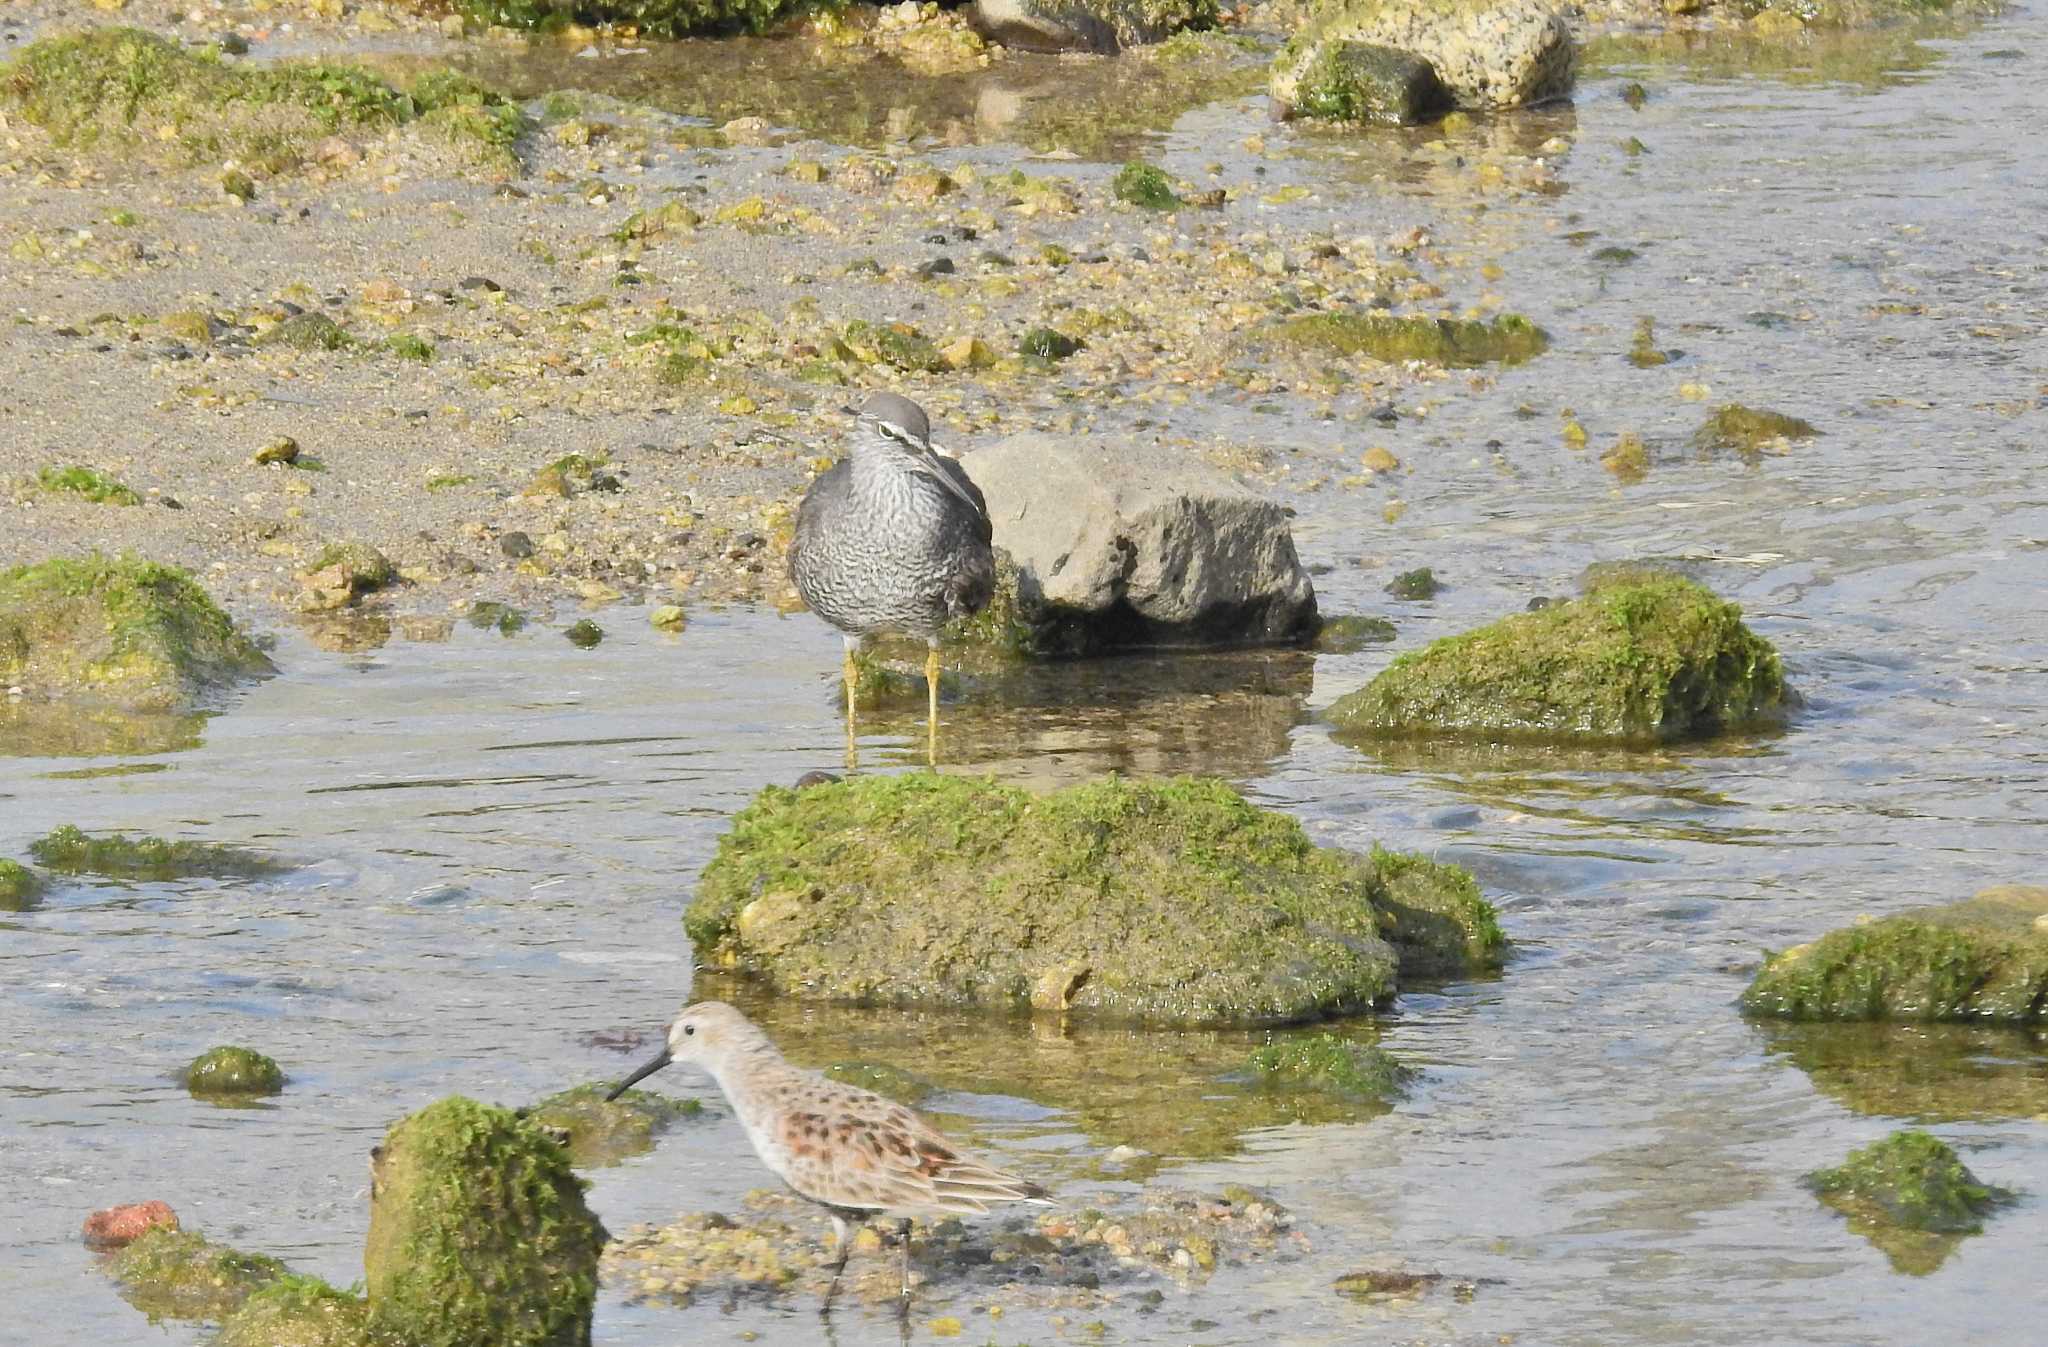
top-left (82, 1201), bottom-right (178, 1249)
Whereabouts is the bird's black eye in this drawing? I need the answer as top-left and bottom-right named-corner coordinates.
top-left (683, 1024), bottom-right (695, 1036)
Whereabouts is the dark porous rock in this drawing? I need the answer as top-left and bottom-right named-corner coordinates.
top-left (954, 432), bottom-right (1319, 656)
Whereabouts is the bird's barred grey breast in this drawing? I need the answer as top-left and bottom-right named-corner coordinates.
top-left (793, 459), bottom-right (984, 639)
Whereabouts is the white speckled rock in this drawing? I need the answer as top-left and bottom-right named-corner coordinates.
top-left (1271, 0), bottom-right (1576, 114)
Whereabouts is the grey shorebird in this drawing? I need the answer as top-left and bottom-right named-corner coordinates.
top-left (608, 1000), bottom-right (1052, 1312)
top-left (789, 392), bottom-right (994, 763)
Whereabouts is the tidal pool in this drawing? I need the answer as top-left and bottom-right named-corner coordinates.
top-left (5, 7), bottom-right (2046, 1346)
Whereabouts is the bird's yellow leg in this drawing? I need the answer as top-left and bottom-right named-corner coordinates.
top-left (925, 644), bottom-right (941, 768)
top-left (843, 645), bottom-right (860, 773)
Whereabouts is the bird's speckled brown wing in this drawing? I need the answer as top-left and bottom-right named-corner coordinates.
top-left (771, 1087), bottom-right (1047, 1218)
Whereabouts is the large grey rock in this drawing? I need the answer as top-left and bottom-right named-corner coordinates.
top-left (970, 0), bottom-right (1217, 53)
top-left (959, 433), bottom-right (1318, 652)
top-left (1271, 0), bottom-right (1575, 116)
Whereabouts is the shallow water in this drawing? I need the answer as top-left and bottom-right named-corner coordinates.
top-left (6, 7), bottom-right (2048, 1346)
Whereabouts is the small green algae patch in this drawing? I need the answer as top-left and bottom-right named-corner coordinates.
top-left (1694, 403), bottom-right (1819, 454)
top-left (0, 555), bottom-right (274, 712)
top-left (1743, 885), bottom-right (2048, 1023)
top-left (107, 1227), bottom-right (286, 1323)
top-left (525, 1082), bottom-right (703, 1168)
top-left (1273, 312), bottom-right (1549, 368)
top-left (37, 465), bottom-right (141, 506)
top-left (0, 30), bottom-right (525, 173)
top-left (1807, 1130), bottom-right (2012, 1275)
top-left (185, 1045), bottom-right (286, 1097)
top-left (260, 313), bottom-right (355, 352)
top-left (28, 824), bottom-right (286, 881)
top-left (1247, 1032), bottom-right (1413, 1100)
top-left (1113, 162), bottom-right (1180, 210)
top-left (839, 319), bottom-right (943, 373)
top-left (564, 619), bottom-right (604, 649)
top-left (364, 1096), bottom-right (607, 1347)
top-left (467, 601), bottom-right (530, 636)
top-left (689, 774), bottom-right (1501, 1027)
top-left (1328, 575), bottom-right (1787, 744)
top-left (1290, 41), bottom-right (1449, 125)
top-left (457, 0), bottom-right (820, 37)
top-left (383, 334), bottom-right (435, 363)
top-left (1385, 567), bottom-right (1439, 600)
top-left (218, 1275), bottom-right (395, 1347)
top-left (1020, 327), bottom-right (1086, 361)
top-left (0, 858), bottom-right (44, 911)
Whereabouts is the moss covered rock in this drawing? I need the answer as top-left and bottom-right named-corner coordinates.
top-left (459, 0), bottom-right (819, 37)
top-left (364, 1096), bottom-right (607, 1347)
top-left (1328, 574), bottom-right (1787, 743)
top-left (1247, 1032), bottom-right (1413, 1099)
top-left (107, 1227), bottom-right (286, 1322)
top-left (185, 1046), bottom-right (286, 1098)
top-left (1112, 161), bottom-right (1181, 209)
top-left (1, 30), bottom-right (522, 174)
top-left (688, 774), bottom-right (1502, 1027)
top-left (28, 825), bottom-right (285, 881)
top-left (0, 858), bottom-right (42, 911)
top-left (1807, 1130), bottom-right (2011, 1275)
top-left (1743, 885), bottom-right (2048, 1022)
top-left (218, 1276), bottom-right (393, 1347)
top-left (524, 1082), bottom-right (704, 1167)
top-left (0, 555), bottom-right (274, 712)
top-left (1694, 403), bottom-right (1819, 454)
top-left (1272, 311), bottom-right (1549, 367)
top-left (1288, 41), bottom-right (1451, 125)
top-left (1272, 0), bottom-right (1575, 114)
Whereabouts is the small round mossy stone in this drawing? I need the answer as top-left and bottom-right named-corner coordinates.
top-left (0, 858), bottom-right (43, 911)
top-left (185, 1046), bottom-right (285, 1097)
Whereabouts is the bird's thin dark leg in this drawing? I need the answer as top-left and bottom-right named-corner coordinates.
top-left (897, 1217), bottom-right (914, 1309)
top-left (924, 641), bottom-right (940, 768)
top-left (822, 1214), bottom-right (852, 1318)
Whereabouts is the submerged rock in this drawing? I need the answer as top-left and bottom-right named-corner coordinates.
top-left (1807, 1130), bottom-right (2012, 1275)
top-left (1760, 1021), bottom-right (2048, 1122)
top-left (1693, 403), bottom-right (1819, 454)
top-left (106, 1227), bottom-right (286, 1323)
top-left (953, 433), bottom-right (1319, 655)
top-left (1327, 574), bottom-right (1787, 743)
top-left (1743, 885), bottom-right (2048, 1023)
top-left (185, 1046), bottom-right (286, 1098)
top-left (1312, 614), bottom-right (1398, 653)
top-left (1271, 311), bottom-right (1549, 367)
top-left (524, 1082), bottom-right (705, 1167)
top-left (1271, 0), bottom-right (1575, 116)
top-left (1246, 1032), bottom-right (1413, 1101)
top-left (971, 0), bottom-right (1218, 52)
top-left (1287, 41), bottom-right (1452, 125)
top-left (217, 1275), bottom-right (390, 1347)
top-left (0, 555), bottom-right (273, 712)
top-left (0, 858), bottom-right (43, 911)
top-left (687, 774), bottom-right (1502, 1027)
top-left (28, 825), bottom-right (286, 881)
top-left (364, 1096), bottom-right (607, 1347)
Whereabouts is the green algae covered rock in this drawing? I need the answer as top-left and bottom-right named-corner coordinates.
top-left (1113, 161), bottom-right (1181, 209)
top-left (1272, 311), bottom-right (1549, 367)
top-left (1328, 574), bottom-right (1787, 743)
top-left (1289, 41), bottom-right (1451, 125)
top-left (28, 825), bottom-right (286, 881)
top-left (1694, 403), bottom-right (1819, 454)
top-left (1806, 1129), bottom-right (2013, 1275)
top-left (0, 555), bottom-right (274, 712)
top-left (218, 1276), bottom-right (394, 1347)
top-left (1743, 885), bottom-right (2048, 1023)
top-left (1272, 0), bottom-right (1575, 115)
top-left (525, 1082), bottom-right (704, 1167)
top-left (459, 0), bottom-right (817, 37)
top-left (107, 1227), bottom-right (286, 1322)
top-left (0, 859), bottom-right (42, 911)
top-left (688, 774), bottom-right (1503, 1027)
top-left (364, 1096), bottom-right (607, 1347)
top-left (1248, 1032), bottom-right (1413, 1100)
top-left (185, 1045), bottom-right (286, 1098)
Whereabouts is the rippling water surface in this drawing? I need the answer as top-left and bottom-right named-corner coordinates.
top-left (5, 8), bottom-right (2047, 1345)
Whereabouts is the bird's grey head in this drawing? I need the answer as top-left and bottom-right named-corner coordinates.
top-left (853, 392), bottom-right (932, 451)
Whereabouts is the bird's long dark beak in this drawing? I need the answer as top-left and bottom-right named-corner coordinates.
top-left (916, 441), bottom-right (987, 517)
top-left (606, 1047), bottom-right (672, 1101)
